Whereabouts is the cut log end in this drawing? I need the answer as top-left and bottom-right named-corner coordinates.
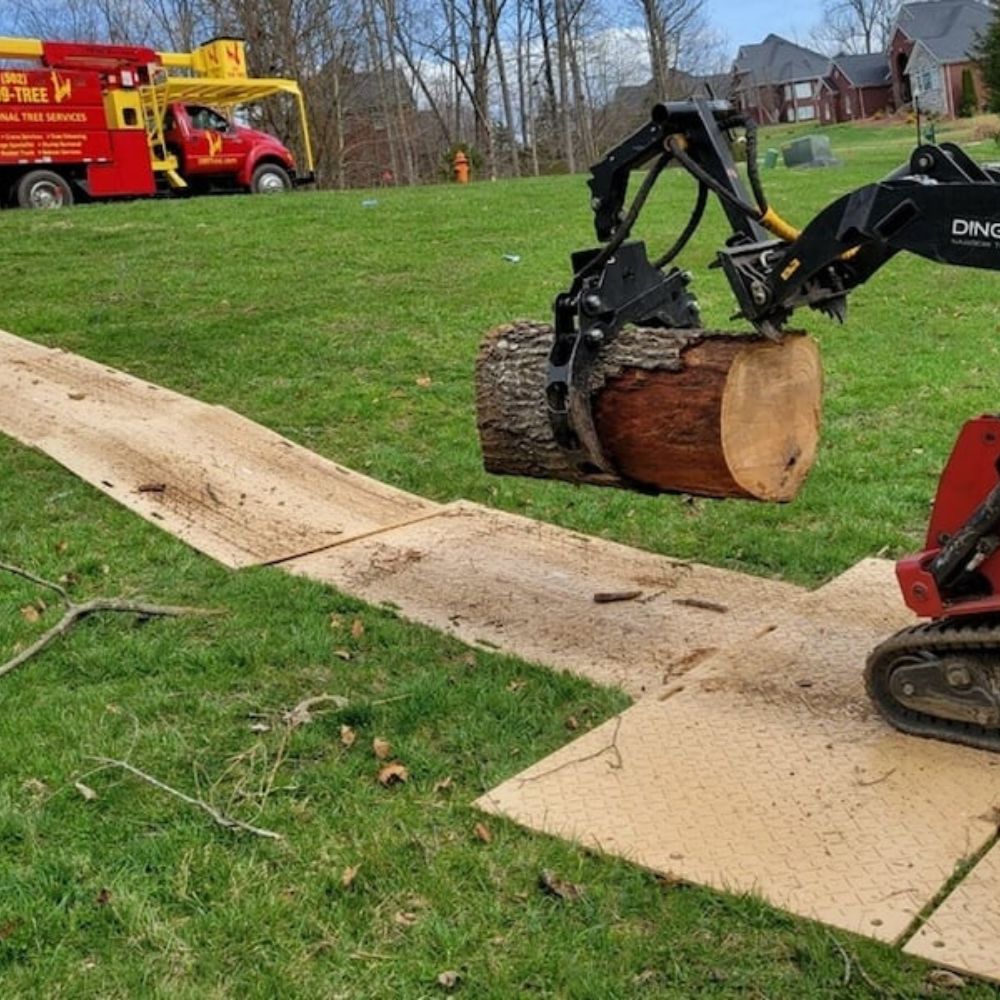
top-left (476, 321), bottom-right (822, 503)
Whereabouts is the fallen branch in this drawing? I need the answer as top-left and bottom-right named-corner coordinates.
top-left (1, 561), bottom-right (218, 680)
top-left (89, 756), bottom-right (283, 840)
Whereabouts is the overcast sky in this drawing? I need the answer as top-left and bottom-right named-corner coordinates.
top-left (709, 0), bottom-right (827, 50)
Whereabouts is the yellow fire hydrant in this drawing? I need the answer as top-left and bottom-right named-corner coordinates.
top-left (453, 150), bottom-right (470, 184)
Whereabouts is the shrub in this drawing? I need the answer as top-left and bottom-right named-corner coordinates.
top-left (960, 67), bottom-right (978, 117)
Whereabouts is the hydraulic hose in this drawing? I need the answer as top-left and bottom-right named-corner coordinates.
top-left (666, 131), bottom-right (802, 244)
top-left (574, 152), bottom-right (671, 281)
top-left (654, 180), bottom-right (708, 268)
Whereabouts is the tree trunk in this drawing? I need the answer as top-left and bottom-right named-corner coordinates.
top-left (491, 12), bottom-right (521, 177)
top-left (476, 321), bottom-right (822, 502)
top-left (553, 0), bottom-right (575, 172)
top-left (515, 0), bottom-right (539, 175)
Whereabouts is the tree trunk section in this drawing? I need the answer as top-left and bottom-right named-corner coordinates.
top-left (476, 321), bottom-right (822, 502)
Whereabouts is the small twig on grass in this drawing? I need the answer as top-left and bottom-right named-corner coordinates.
top-left (827, 934), bottom-right (893, 997)
top-left (89, 756), bottom-right (283, 840)
top-left (829, 934), bottom-right (852, 986)
top-left (0, 561), bottom-right (218, 680)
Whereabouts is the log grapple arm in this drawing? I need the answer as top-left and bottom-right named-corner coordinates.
top-left (550, 98), bottom-right (1000, 481)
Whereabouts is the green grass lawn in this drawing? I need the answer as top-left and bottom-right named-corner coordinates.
top-left (2, 126), bottom-right (1000, 997)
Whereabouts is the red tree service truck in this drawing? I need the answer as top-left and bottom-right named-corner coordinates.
top-left (0, 35), bottom-right (315, 208)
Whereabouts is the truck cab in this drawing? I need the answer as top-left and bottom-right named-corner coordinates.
top-left (162, 102), bottom-right (299, 194)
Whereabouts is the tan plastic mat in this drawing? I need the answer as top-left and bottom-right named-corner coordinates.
top-left (477, 560), bottom-right (1000, 942)
top-left (904, 840), bottom-right (1000, 984)
top-left (284, 501), bottom-right (805, 697)
top-left (0, 331), bottom-right (437, 567)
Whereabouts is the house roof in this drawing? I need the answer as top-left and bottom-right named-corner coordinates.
top-left (733, 33), bottom-right (828, 85)
top-left (611, 70), bottom-right (732, 113)
top-left (894, 0), bottom-right (991, 63)
top-left (831, 52), bottom-right (892, 87)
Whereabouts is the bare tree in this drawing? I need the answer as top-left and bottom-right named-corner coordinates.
top-left (813, 0), bottom-right (895, 55)
top-left (633, 0), bottom-right (707, 95)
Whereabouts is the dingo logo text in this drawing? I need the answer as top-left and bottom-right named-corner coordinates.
top-left (952, 218), bottom-right (1000, 239)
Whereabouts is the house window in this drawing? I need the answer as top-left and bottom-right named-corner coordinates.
top-left (793, 81), bottom-right (813, 99)
top-left (920, 68), bottom-right (935, 92)
top-left (796, 105), bottom-right (816, 121)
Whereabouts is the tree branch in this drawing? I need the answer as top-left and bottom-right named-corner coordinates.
top-left (89, 757), bottom-right (284, 840)
top-left (1, 562), bottom-right (219, 680)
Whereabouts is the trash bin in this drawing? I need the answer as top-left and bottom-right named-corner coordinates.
top-left (764, 148), bottom-right (779, 169)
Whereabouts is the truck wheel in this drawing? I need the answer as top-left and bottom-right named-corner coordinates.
top-left (16, 170), bottom-right (73, 209)
top-left (250, 164), bottom-right (292, 194)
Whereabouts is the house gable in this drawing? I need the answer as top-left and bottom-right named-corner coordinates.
top-left (892, 0), bottom-right (990, 65)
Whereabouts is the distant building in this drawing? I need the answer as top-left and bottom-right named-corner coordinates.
top-left (827, 53), bottom-right (893, 120)
top-left (889, 0), bottom-right (990, 116)
top-left (731, 34), bottom-right (832, 124)
top-left (609, 70), bottom-right (731, 118)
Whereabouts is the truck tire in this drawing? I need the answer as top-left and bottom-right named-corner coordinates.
top-left (16, 170), bottom-right (74, 209)
top-left (250, 163), bottom-right (292, 194)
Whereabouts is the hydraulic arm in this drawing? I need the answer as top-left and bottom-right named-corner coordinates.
top-left (549, 98), bottom-right (1000, 750)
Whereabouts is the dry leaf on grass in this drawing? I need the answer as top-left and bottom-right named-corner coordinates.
top-left (434, 776), bottom-right (453, 793)
top-left (565, 716), bottom-right (580, 731)
top-left (340, 725), bottom-right (357, 748)
top-left (539, 870), bottom-right (584, 901)
top-left (249, 722), bottom-right (271, 733)
top-left (473, 822), bottom-right (493, 844)
top-left (21, 778), bottom-right (48, 797)
top-left (95, 888), bottom-right (111, 906)
top-left (507, 679), bottom-right (527, 693)
top-left (74, 781), bottom-right (98, 802)
top-left (19, 604), bottom-right (41, 624)
top-left (372, 737), bottom-right (392, 760)
top-left (341, 865), bottom-right (360, 889)
top-left (333, 649), bottom-right (352, 661)
top-left (415, 375), bottom-right (433, 388)
top-left (436, 970), bottom-right (460, 991)
top-left (351, 619), bottom-right (365, 639)
top-left (393, 910), bottom-right (418, 927)
top-left (378, 762), bottom-right (409, 786)
top-left (0, 920), bottom-right (16, 941)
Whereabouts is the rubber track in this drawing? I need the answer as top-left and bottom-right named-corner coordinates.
top-left (865, 618), bottom-right (1000, 753)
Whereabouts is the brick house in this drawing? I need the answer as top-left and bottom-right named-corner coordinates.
top-left (732, 34), bottom-right (833, 123)
top-left (827, 53), bottom-right (893, 120)
top-left (889, 0), bottom-right (991, 116)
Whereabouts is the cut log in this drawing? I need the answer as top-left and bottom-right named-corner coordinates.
top-left (476, 321), bottom-right (822, 502)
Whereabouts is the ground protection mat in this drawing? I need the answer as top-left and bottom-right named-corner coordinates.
top-left (0, 331), bottom-right (437, 567)
top-left (283, 501), bottom-right (805, 698)
top-left (0, 330), bottom-right (805, 696)
top-left (477, 560), bottom-right (1000, 944)
top-left (904, 842), bottom-right (1000, 984)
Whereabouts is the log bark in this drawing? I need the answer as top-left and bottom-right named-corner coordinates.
top-left (476, 321), bottom-right (822, 502)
